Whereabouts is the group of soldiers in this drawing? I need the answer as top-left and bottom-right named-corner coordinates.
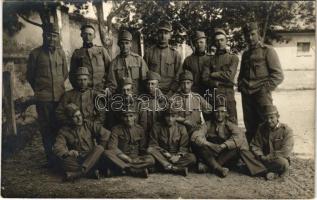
top-left (26, 19), bottom-right (294, 182)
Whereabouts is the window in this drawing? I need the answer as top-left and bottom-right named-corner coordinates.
top-left (297, 42), bottom-right (311, 56)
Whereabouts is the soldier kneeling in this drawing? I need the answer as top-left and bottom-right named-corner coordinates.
top-left (53, 103), bottom-right (111, 182)
top-left (250, 105), bottom-right (294, 180)
top-left (104, 107), bottom-right (155, 178)
top-left (147, 106), bottom-right (196, 176)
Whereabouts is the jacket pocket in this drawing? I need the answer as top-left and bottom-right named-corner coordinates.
top-left (165, 62), bottom-right (175, 77)
top-left (130, 66), bottom-right (140, 79)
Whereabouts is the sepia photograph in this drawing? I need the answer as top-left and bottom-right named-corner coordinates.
top-left (1, 0), bottom-right (316, 198)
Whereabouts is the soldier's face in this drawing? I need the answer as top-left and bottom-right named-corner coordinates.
top-left (76, 75), bottom-right (89, 90)
top-left (122, 84), bottom-right (133, 96)
top-left (215, 107), bottom-right (227, 122)
top-left (164, 113), bottom-right (177, 127)
top-left (245, 30), bottom-right (260, 46)
top-left (181, 80), bottom-right (193, 94)
top-left (266, 114), bottom-right (279, 129)
top-left (72, 111), bottom-right (83, 126)
top-left (158, 30), bottom-right (171, 44)
top-left (147, 80), bottom-right (159, 94)
top-left (119, 40), bottom-right (132, 55)
top-left (81, 28), bottom-right (95, 43)
top-left (194, 38), bottom-right (206, 53)
top-left (43, 32), bottom-right (59, 48)
top-left (215, 34), bottom-right (227, 50)
top-left (122, 113), bottom-right (136, 127)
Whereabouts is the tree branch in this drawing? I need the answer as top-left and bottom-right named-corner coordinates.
top-left (106, 1), bottom-right (129, 32)
top-left (18, 14), bottom-right (42, 28)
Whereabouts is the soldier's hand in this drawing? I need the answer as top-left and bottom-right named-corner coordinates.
top-left (68, 150), bottom-right (79, 158)
top-left (207, 142), bottom-right (219, 152)
top-left (118, 153), bottom-right (132, 163)
top-left (169, 155), bottom-right (181, 164)
top-left (260, 155), bottom-right (269, 162)
top-left (104, 88), bottom-right (112, 97)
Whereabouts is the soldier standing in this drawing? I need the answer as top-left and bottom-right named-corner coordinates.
top-left (70, 23), bottom-right (111, 91)
top-left (56, 67), bottom-right (104, 126)
top-left (202, 28), bottom-right (239, 124)
top-left (144, 20), bottom-right (182, 96)
top-left (53, 103), bottom-right (111, 181)
top-left (107, 30), bottom-right (148, 95)
top-left (105, 108), bottom-right (155, 178)
top-left (250, 105), bottom-right (294, 180)
top-left (183, 31), bottom-right (211, 95)
top-left (26, 23), bottom-right (68, 168)
top-left (238, 22), bottom-right (284, 142)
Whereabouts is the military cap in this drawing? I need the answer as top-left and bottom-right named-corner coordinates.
top-left (81, 23), bottom-right (95, 31)
top-left (243, 22), bottom-right (259, 33)
top-left (179, 70), bottom-right (194, 81)
top-left (118, 30), bottom-right (133, 41)
top-left (262, 105), bottom-right (278, 116)
top-left (158, 20), bottom-right (172, 32)
top-left (192, 31), bottom-right (207, 41)
top-left (65, 103), bottom-right (80, 118)
top-left (214, 28), bottom-right (227, 36)
top-left (215, 96), bottom-right (227, 111)
top-left (75, 67), bottom-right (89, 76)
top-left (120, 77), bottom-right (133, 86)
top-left (146, 71), bottom-right (161, 81)
top-left (43, 23), bottom-right (59, 34)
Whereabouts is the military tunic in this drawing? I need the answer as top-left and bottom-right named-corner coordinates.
top-left (53, 120), bottom-right (110, 173)
top-left (26, 46), bottom-right (68, 166)
top-left (107, 52), bottom-right (148, 94)
top-left (250, 122), bottom-right (294, 174)
top-left (202, 49), bottom-right (239, 123)
top-left (191, 120), bottom-right (266, 176)
top-left (55, 88), bottom-right (103, 126)
top-left (237, 42), bottom-right (284, 142)
top-left (144, 46), bottom-right (182, 94)
top-left (147, 122), bottom-right (196, 168)
top-left (70, 45), bottom-right (111, 90)
top-left (105, 124), bottom-right (155, 170)
top-left (183, 52), bottom-right (212, 95)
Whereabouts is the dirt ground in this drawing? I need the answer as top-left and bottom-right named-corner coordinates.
top-left (1, 90), bottom-right (315, 198)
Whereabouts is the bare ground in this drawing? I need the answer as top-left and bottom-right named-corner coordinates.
top-left (1, 90), bottom-right (315, 198)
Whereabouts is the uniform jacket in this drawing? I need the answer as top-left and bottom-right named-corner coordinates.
top-left (53, 120), bottom-right (110, 158)
top-left (144, 46), bottom-right (182, 93)
top-left (107, 52), bottom-right (148, 94)
top-left (27, 46), bottom-right (68, 102)
top-left (191, 120), bottom-right (249, 151)
top-left (70, 45), bottom-right (111, 90)
top-left (238, 42), bottom-right (284, 94)
top-left (148, 122), bottom-right (189, 155)
top-left (108, 124), bottom-right (147, 158)
top-left (171, 92), bottom-right (213, 126)
top-left (202, 49), bottom-right (239, 88)
top-left (183, 52), bottom-right (212, 94)
top-left (250, 122), bottom-right (294, 159)
top-left (55, 88), bottom-right (102, 125)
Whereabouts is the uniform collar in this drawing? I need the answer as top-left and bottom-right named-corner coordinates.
top-left (157, 43), bottom-right (169, 49)
top-left (83, 42), bottom-right (94, 48)
top-left (194, 50), bottom-right (206, 56)
top-left (216, 48), bottom-right (228, 55)
top-left (250, 41), bottom-right (262, 50)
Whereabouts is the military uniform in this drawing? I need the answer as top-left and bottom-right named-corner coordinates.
top-left (26, 23), bottom-right (68, 166)
top-left (250, 122), bottom-right (294, 175)
top-left (107, 52), bottom-right (148, 94)
top-left (53, 104), bottom-right (111, 177)
top-left (70, 24), bottom-right (111, 90)
top-left (105, 123), bottom-right (155, 173)
top-left (238, 23), bottom-right (284, 142)
top-left (191, 119), bottom-right (266, 176)
top-left (183, 31), bottom-right (211, 95)
top-left (202, 48), bottom-right (239, 124)
top-left (147, 122), bottom-right (196, 169)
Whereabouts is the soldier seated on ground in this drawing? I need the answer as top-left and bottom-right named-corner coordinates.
top-left (250, 105), bottom-right (294, 180)
top-left (191, 101), bottom-right (266, 178)
top-left (53, 103), bottom-right (111, 182)
top-left (147, 106), bottom-right (197, 176)
top-left (104, 107), bottom-right (155, 178)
